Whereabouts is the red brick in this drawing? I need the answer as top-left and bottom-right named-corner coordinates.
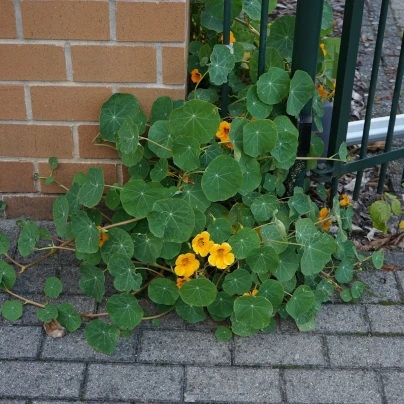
top-left (2, 195), bottom-right (57, 220)
top-left (21, 0), bottom-right (109, 40)
top-left (162, 46), bottom-right (186, 84)
top-left (38, 162), bottom-right (118, 193)
top-left (78, 125), bottom-right (119, 159)
top-left (31, 86), bottom-right (112, 121)
top-left (0, 124), bottom-right (73, 158)
top-left (0, 0), bottom-right (16, 38)
top-left (0, 161), bottom-right (35, 192)
top-left (0, 85), bottom-right (26, 120)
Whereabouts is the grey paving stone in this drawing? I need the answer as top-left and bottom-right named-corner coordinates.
top-left (284, 369), bottom-right (382, 404)
top-left (138, 330), bottom-right (231, 365)
top-left (0, 326), bottom-right (43, 358)
top-left (185, 315), bottom-right (230, 331)
top-left (12, 265), bottom-right (57, 294)
top-left (384, 252), bottom-right (404, 269)
top-left (327, 336), bottom-right (404, 368)
top-left (33, 402), bottom-right (130, 404)
top-left (41, 328), bottom-right (138, 362)
top-left (396, 270), bottom-right (404, 295)
top-left (382, 371), bottom-right (404, 404)
top-left (85, 363), bottom-right (183, 401)
top-left (314, 304), bottom-right (370, 333)
top-left (0, 219), bottom-right (20, 257)
top-left (356, 270), bottom-right (401, 303)
top-left (391, 0), bottom-right (404, 29)
top-left (0, 400), bottom-right (27, 404)
top-left (0, 361), bottom-right (84, 399)
top-left (59, 266), bottom-right (84, 295)
top-left (185, 366), bottom-right (281, 403)
top-left (367, 304), bottom-right (404, 333)
top-left (234, 333), bottom-right (326, 366)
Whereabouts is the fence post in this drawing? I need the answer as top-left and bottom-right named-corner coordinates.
top-left (287, 0), bottom-right (324, 192)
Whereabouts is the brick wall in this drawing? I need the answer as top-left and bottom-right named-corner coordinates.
top-left (0, 0), bottom-right (189, 219)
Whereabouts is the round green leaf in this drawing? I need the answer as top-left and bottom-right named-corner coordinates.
top-left (201, 156), bottom-right (243, 202)
top-left (0, 233), bottom-right (10, 255)
top-left (272, 131), bottom-right (298, 169)
top-left (48, 157), bottom-right (58, 169)
top-left (243, 119), bottom-right (278, 158)
top-left (77, 167), bottom-right (104, 209)
top-left (128, 159), bottom-right (150, 181)
top-left (258, 279), bottom-right (284, 309)
top-left (272, 246), bottom-right (299, 282)
top-left (116, 117), bottom-right (139, 154)
top-left (180, 278), bottom-right (217, 307)
top-left (119, 145), bottom-right (144, 168)
top-left (53, 196), bottom-right (69, 238)
top-left (207, 218), bottom-right (232, 243)
top-left (160, 241), bottom-right (182, 260)
top-left (200, 9), bottom-right (223, 32)
top-left (207, 291), bottom-right (234, 318)
top-left (228, 203), bottom-right (255, 229)
top-left (66, 182), bottom-right (81, 215)
top-left (175, 298), bottom-right (206, 323)
top-left (172, 136), bottom-right (200, 171)
top-left (335, 258), bottom-right (354, 284)
top-left (107, 254), bottom-right (142, 293)
top-left (44, 277), bottom-right (63, 298)
top-left (132, 233), bottom-right (162, 263)
top-left (85, 320), bottom-right (120, 355)
top-left (57, 303), bottom-right (81, 332)
top-left (286, 285), bottom-right (315, 320)
top-left (251, 194), bottom-right (280, 222)
top-left (79, 262), bottom-right (105, 302)
top-left (262, 317), bottom-right (277, 333)
top-left (372, 250), bottom-right (384, 269)
top-left (100, 93), bottom-right (140, 142)
top-left (239, 158), bottom-right (262, 194)
top-left (150, 158), bottom-right (168, 182)
top-left (111, 209), bottom-right (138, 232)
top-left (286, 70), bottom-right (315, 116)
top-left (260, 224), bottom-right (288, 254)
top-left (249, 47), bottom-right (284, 83)
top-left (209, 44), bottom-right (236, 85)
top-left (234, 296), bottom-right (273, 329)
top-left (18, 221), bottom-right (39, 257)
top-left (105, 189), bottom-right (121, 210)
top-left (120, 180), bottom-right (164, 219)
top-left (101, 228), bottom-right (134, 264)
top-left (151, 96), bottom-right (173, 124)
top-left (246, 246), bottom-right (279, 274)
top-left (147, 199), bottom-right (195, 243)
top-left (231, 313), bottom-right (259, 336)
top-left (222, 269), bottom-right (252, 296)
top-left (200, 143), bottom-right (223, 168)
top-left (257, 68), bottom-right (291, 105)
top-left (215, 326), bottom-right (232, 342)
top-left (192, 208), bottom-right (206, 236)
top-left (351, 281), bottom-right (365, 299)
top-left (71, 211), bottom-right (99, 254)
top-left (246, 85), bottom-right (273, 119)
top-left (274, 115), bottom-right (298, 137)
top-left (169, 100), bottom-right (220, 144)
top-left (369, 200), bottom-right (391, 233)
top-left (37, 304), bottom-right (58, 323)
top-left (0, 261), bottom-right (16, 289)
top-left (148, 278), bottom-right (179, 305)
top-left (268, 15), bottom-right (296, 60)
top-left (1, 300), bottom-right (22, 321)
top-left (177, 176), bottom-right (211, 212)
top-left (340, 289), bottom-right (352, 302)
top-left (228, 228), bottom-right (260, 259)
top-left (106, 293), bottom-right (144, 330)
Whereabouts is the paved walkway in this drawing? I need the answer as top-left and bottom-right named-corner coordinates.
top-left (1, 219), bottom-right (404, 403)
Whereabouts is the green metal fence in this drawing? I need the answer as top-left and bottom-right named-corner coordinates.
top-left (221, 0), bottom-right (404, 200)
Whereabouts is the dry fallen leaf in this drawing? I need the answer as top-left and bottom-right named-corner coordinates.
top-left (43, 320), bottom-right (66, 338)
top-left (380, 265), bottom-right (400, 271)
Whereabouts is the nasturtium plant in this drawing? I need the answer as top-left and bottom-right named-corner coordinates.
top-left (0, 2), bottom-right (376, 355)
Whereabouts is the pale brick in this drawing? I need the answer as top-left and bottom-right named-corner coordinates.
top-left (163, 46), bottom-right (187, 84)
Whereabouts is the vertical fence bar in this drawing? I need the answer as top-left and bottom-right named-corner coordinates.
top-left (327, 0), bottom-right (364, 203)
top-left (377, 33), bottom-right (404, 194)
top-left (257, 0), bottom-right (270, 78)
top-left (220, 0), bottom-right (231, 118)
top-left (352, 0), bottom-right (389, 200)
top-left (287, 0), bottom-right (324, 191)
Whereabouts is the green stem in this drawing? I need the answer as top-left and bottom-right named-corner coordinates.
top-left (140, 136), bottom-right (172, 153)
top-left (102, 217), bottom-right (141, 230)
top-left (35, 246), bottom-right (76, 252)
top-left (234, 17), bottom-right (260, 37)
top-left (261, 239), bottom-right (303, 247)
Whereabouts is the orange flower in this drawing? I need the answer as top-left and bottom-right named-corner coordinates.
top-left (191, 69), bottom-right (202, 84)
top-left (220, 31), bottom-right (236, 43)
top-left (320, 43), bottom-right (327, 57)
top-left (339, 194), bottom-right (352, 207)
top-left (216, 121), bottom-right (234, 149)
top-left (174, 253), bottom-right (200, 277)
top-left (97, 226), bottom-right (109, 247)
top-left (319, 208), bottom-right (332, 231)
top-left (208, 243), bottom-right (235, 270)
top-left (317, 84), bottom-right (329, 101)
top-left (243, 289), bottom-right (258, 296)
top-left (192, 231), bottom-right (214, 257)
top-left (176, 277), bottom-right (190, 288)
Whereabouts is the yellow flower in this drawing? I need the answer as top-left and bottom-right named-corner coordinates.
top-left (339, 194), bottom-right (352, 207)
top-left (317, 84), bottom-right (329, 101)
top-left (319, 208), bottom-right (332, 231)
top-left (192, 231), bottom-right (214, 257)
top-left (243, 289), bottom-right (258, 296)
top-left (220, 31), bottom-right (236, 43)
top-left (208, 243), bottom-right (235, 270)
top-left (174, 253), bottom-right (200, 277)
top-left (191, 69), bottom-right (202, 84)
top-left (176, 277), bottom-right (190, 288)
top-left (320, 43), bottom-right (327, 56)
top-left (216, 121), bottom-right (234, 149)
top-left (399, 221), bottom-right (404, 229)
top-left (97, 226), bottom-right (109, 247)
